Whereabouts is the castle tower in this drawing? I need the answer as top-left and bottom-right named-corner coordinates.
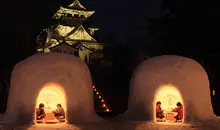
top-left (36, 0), bottom-right (103, 64)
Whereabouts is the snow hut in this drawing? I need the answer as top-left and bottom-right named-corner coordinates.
top-left (125, 55), bottom-right (214, 122)
top-left (5, 52), bottom-right (100, 125)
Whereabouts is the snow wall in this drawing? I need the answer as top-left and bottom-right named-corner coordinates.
top-left (125, 55), bottom-right (214, 122)
top-left (4, 52), bottom-right (101, 125)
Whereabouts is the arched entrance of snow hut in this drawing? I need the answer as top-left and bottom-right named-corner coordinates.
top-left (153, 84), bottom-right (184, 123)
top-left (34, 83), bottom-right (67, 124)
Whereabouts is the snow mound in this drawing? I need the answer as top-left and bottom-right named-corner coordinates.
top-left (125, 55), bottom-right (214, 122)
top-left (3, 52), bottom-right (101, 125)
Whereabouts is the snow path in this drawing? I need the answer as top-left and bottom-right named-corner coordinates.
top-left (1, 118), bottom-right (220, 130)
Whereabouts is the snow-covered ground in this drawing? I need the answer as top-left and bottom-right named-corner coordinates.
top-left (1, 118), bottom-right (220, 130)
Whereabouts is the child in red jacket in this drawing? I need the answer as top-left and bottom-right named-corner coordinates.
top-left (172, 102), bottom-right (183, 120)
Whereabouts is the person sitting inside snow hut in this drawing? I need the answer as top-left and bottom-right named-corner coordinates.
top-left (172, 102), bottom-right (183, 121)
top-left (53, 104), bottom-right (65, 122)
top-left (156, 101), bottom-right (165, 120)
top-left (36, 103), bottom-right (46, 122)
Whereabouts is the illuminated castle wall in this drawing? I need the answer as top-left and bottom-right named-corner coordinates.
top-left (36, 0), bottom-right (103, 64)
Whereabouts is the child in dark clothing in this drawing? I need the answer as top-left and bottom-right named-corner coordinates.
top-left (53, 104), bottom-right (65, 121)
top-left (36, 103), bottom-right (45, 120)
top-left (156, 101), bottom-right (165, 119)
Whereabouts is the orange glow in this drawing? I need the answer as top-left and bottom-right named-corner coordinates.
top-left (153, 84), bottom-right (184, 122)
top-left (91, 86), bottom-right (111, 113)
top-left (213, 90), bottom-right (215, 96)
top-left (35, 83), bottom-right (67, 123)
top-left (27, 124), bottom-right (79, 129)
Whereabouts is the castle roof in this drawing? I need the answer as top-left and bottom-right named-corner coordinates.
top-left (68, 0), bottom-right (87, 10)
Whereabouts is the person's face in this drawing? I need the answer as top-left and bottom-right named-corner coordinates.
top-left (40, 107), bottom-right (44, 110)
top-left (57, 105), bottom-right (61, 109)
top-left (157, 104), bottom-right (161, 107)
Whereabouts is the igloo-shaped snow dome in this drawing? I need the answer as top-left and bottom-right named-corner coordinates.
top-left (125, 55), bottom-right (214, 122)
top-left (5, 52), bottom-right (100, 125)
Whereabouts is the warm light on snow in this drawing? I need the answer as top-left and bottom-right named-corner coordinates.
top-left (134, 121), bottom-right (188, 130)
top-left (35, 83), bottom-right (67, 122)
top-left (26, 124), bottom-right (81, 130)
top-left (154, 84), bottom-right (184, 122)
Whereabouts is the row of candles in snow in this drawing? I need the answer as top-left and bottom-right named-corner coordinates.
top-left (93, 85), bottom-right (111, 112)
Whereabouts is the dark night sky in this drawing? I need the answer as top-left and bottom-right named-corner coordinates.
top-left (88, 0), bottom-right (163, 39)
top-left (2, 0), bottom-right (164, 43)
top-left (52, 0), bottom-right (163, 36)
